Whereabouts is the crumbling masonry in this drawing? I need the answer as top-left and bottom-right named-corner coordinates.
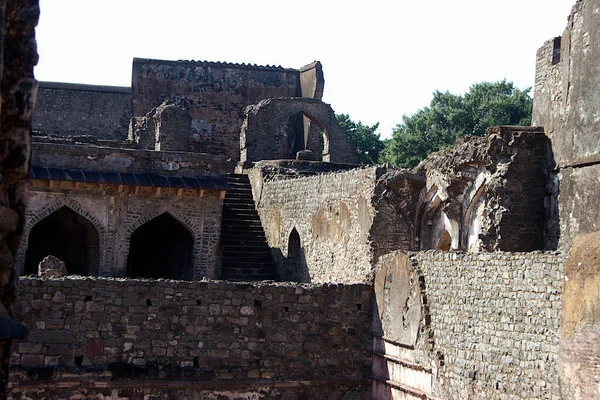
top-left (2, 0), bottom-right (600, 399)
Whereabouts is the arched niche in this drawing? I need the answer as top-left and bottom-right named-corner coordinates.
top-left (287, 228), bottom-right (301, 275)
top-left (126, 213), bottom-right (194, 280)
top-left (24, 206), bottom-right (100, 276)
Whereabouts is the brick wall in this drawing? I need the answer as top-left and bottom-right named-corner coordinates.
top-left (374, 251), bottom-right (565, 399)
top-left (250, 167), bottom-right (380, 283)
top-left (9, 277), bottom-right (372, 399)
top-left (33, 82), bottom-right (132, 141)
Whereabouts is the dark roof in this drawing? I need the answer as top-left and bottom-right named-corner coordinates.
top-left (30, 167), bottom-right (228, 191)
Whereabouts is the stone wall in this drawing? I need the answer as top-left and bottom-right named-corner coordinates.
top-left (249, 166), bottom-right (380, 283)
top-left (532, 0), bottom-right (600, 251)
top-left (32, 142), bottom-right (233, 176)
top-left (9, 277), bottom-right (372, 399)
top-left (240, 97), bottom-right (358, 164)
top-left (413, 126), bottom-right (554, 252)
top-left (373, 251), bottom-right (565, 400)
top-left (33, 82), bottom-right (132, 141)
top-left (19, 184), bottom-right (223, 280)
top-left (132, 58), bottom-right (305, 161)
top-left (558, 231), bottom-right (600, 400)
top-left (0, 0), bottom-right (40, 397)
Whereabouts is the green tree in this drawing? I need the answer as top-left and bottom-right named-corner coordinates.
top-left (336, 114), bottom-right (384, 165)
top-left (380, 80), bottom-right (533, 169)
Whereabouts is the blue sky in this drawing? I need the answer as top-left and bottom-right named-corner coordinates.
top-left (34, 0), bottom-right (575, 138)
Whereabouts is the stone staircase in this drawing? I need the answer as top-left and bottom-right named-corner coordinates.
top-left (220, 174), bottom-right (278, 281)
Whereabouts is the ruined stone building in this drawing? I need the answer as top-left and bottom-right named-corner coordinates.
top-left (3, 0), bottom-right (600, 399)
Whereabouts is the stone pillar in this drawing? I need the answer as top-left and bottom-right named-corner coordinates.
top-left (0, 0), bottom-right (39, 397)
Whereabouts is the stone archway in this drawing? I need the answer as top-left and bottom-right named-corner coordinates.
top-left (24, 206), bottom-right (100, 276)
top-left (240, 97), bottom-right (357, 164)
top-left (126, 212), bottom-right (194, 280)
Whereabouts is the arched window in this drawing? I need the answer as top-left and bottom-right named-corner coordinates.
top-left (126, 213), bottom-right (194, 280)
top-left (24, 206), bottom-right (100, 276)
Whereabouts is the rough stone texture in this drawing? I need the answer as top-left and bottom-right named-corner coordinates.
top-left (240, 97), bottom-right (358, 164)
top-left (374, 250), bottom-right (565, 400)
top-left (9, 277), bottom-right (372, 399)
top-left (19, 183), bottom-right (223, 280)
top-left (32, 82), bottom-right (132, 142)
top-left (249, 166), bottom-right (380, 283)
top-left (130, 99), bottom-right (191, 152)
top-left (132, 58), bottom-right (307, 161)
top-left (37, 255), bottom-right (66, 278)
top-left (559, 231), bottom-right (600, 400)
top-left (370, 170), bottom-right (425, 258)
top-left (32, 142), bottom-right (233, 177)
top-left (413, 126), bottom-right (555, 252)
top-left (0, 0), bottom-right (39, 397)
top-left (532, 0), bottom-right (600, 251)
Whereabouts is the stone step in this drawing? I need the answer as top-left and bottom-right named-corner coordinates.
top-left (372, 352), bottom-right (432, 394)
top-left (220, 174), bottom-right (278, 282)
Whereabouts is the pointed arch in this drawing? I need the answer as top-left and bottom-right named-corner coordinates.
top-left (126, 212), bottom-right (194, 280)
top-left (24, 206), bottom-right (100, 276)
top-left (287, 227), bottom-right (302, 275)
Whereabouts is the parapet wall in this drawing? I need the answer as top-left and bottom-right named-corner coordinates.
top-left (10, 277), bottom-right (372, 399)
top-left (374, 250), bottom-right (565, 399)
top-left (33, 82), bottom-right (132, 141)
top-left (249, 166), bottom-right (380, 283)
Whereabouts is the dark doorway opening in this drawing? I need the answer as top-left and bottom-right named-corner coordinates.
top-left (126, 213), bottom-right (194, 280)
top-left (287, 228), bottom-right (301, 273)
top-left (24, 206), bottom-right (100, 276)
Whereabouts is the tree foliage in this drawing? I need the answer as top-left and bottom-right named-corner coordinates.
top-left (380, 80), bottom-right (533, 169)
top-left (336, 113), bottom-right (384, 165)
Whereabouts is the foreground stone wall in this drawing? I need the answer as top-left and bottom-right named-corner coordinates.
top-left (533, 0), bottom-right (600, 251)
top-left (33, 82), bottom-right (132, 142)
top-left (9, 277), bottom-right (372, 399)
top-left (0, 0), bottom-right (40, 397)
top-left (373, 251), bottom-right (565, 400)
top-left (249, 166), bottom-right (380, 283)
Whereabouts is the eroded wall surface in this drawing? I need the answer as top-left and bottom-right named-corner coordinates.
top-left (249, 165), bottom-right (380, 283)
top-left (559, 231), bottom-right (600, 400)
top-left (9, 277), bottom-right (372, 399)
top-left (33, 82), bottom-right (132, 142)
top-left (533, 0), bottom-right (600, 250)
top-left (373, 251), bottom-right (565, 400)
top-left (132, 59), bottom-right (302, 161)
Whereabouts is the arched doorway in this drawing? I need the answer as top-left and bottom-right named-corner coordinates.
top-left (287, 228), bottom-right (301, 279)
top-left (126, 213), bottom-right (194, 280)
top-left (24, 206), bottom-right (100, 276)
